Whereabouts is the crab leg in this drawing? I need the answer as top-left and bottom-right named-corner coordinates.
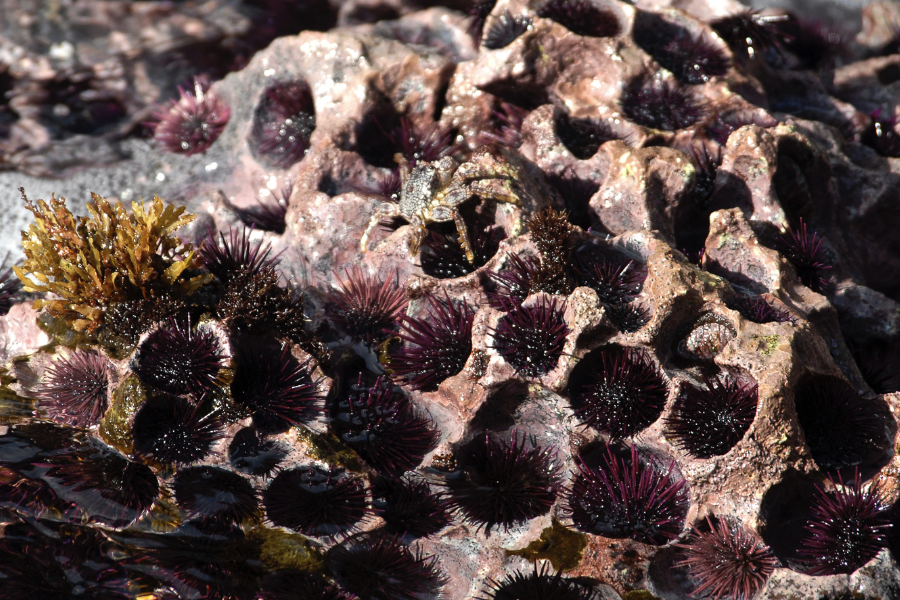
top-left (452, 209), bottom-right (475, 263)
top-left (360, 202), bottom-right (401, 254)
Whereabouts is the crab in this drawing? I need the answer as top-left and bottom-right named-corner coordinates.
top-left (359, 151), bottom-right (523, 262)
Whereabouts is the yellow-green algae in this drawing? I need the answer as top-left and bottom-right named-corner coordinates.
top-left (247, 525), bottom-right (325, 572)
top-left (752, 334), bottom-right (781, 356)
top-left (506, 518), bottom-right (588, 571)
top-left (99, 374), bottom-right (146, 455)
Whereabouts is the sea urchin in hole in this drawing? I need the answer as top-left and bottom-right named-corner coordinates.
top-left (389, 116), bottom-right (458, 167)
top-left (326, 266), bottom-right (407, 344)
top-left (173, 465), bottom-right (258, 527)
top-left (258, 570), bottom-right (355, 600)
top-left (568, 346), bottom-right (669, 439)
top-left (134, 317), bottom-right (227, 398)
top-left (36, 349), bottom-right (112, 427)
top-left (478, 562), bottom-right (594, 600)
top-left (390, 293), bottom-right (474, 391)
top-left (373, 476), bottom-right (452, 539)
top-left (226, 185), bottom-right (291, 234)
top-left (332, 376), bottom-right (439, 477)
top-left (132, 393), bottom-right (224, 465)
top-left (538, 0), bottom-right (621, 38)
top-left (729, 294), bottom-right (796, 324)
top-left (566, 444), bottom-right (689, 545)
top-left (485, 252), bottom-right (542, 309)
top-left (666, 372), bottom-right (759, 459)
top-left (250, 80), bottom-right (316, 168)
top-left (228, 427), bottom-right (288, 476)
top-left (483, 11), bottom-right (533, 50)
top-left (467, 0), bottom-right (497, 46)
top-left (677, 516), bottom-right (777, 600)
top-left (491, 295), bottom-right (570, 379)
top-left (798, 470), bottom-right (892, 575)
top-left (656, 32), bottom-right (730, 85)
top-left (794, 376), bottom-right (886, 471)
top-left (230, 343), bottom-right (321, 434)
top-left (555, 111), bottom-right (618, 160)
top-left (0, 264), bottom-right (22, 316)
top-left (445, 431), bottom-right (559, 533)
top-left (42, 449), bottom-right (159, 527)
top-left (621, 77), bottom-right (705, 131)
top-left (775, 218), bottom-right (833, 294)
top-left (711, 10), bottom-right (788, 61)
top-left (200, 226), bottom-right (280, 283)
top-left (420, 224), bottom-right (503, 279)
top-left (576, 254), bottom-right (646, 305)
top-left (151, 78), bottom-right (230, 155)
top-left (864, 113), bottom-right (900, 158)
top-left (263, 465), bottom-right (368, 537)
top-left (330, 535), bottom-right (445, 600)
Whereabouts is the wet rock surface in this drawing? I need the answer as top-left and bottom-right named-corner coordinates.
top-left (2, 0), bottom-right (900, 599)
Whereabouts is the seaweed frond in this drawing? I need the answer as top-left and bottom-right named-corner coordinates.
top-left (14, 190), bottom-right (210, 332)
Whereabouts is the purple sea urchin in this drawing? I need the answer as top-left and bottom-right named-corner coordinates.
top-left (36, 349), bottom-right (112, 427)
top-left (566, 444), bottom-right (689, 545)
top-left (491, 295), bottom-right (570, 378)
top-left (330, 535), bottom-right (445, 600)
top-left (173, 465), bottom-right (258, 527)
top-left (621, 77), bottom-right (705, 131)
top-left (798, 471), bottom-right (892, 575)
top-left (258, 570), bottom-right (354, 600)
top-left (555, 111), bottom-right (618, 160)
top-left (151, 78), bottom-right (230, 155)
top-left (479, 101), bottom-right (528, 148)
top-left (445, 431), bottom-right (559, 533)
top-left (263, 465), bottom-right (368, 537)
top-left (326, 266), bottom-right (407, 344)
top-left (230, 342), bottom-right (322, 433)
top-left (666, 373), bottom-right (758, 458)
top-left (538, 0), bottom-right (621, 38)
top-left (389, 116), bottom-right (459, 167)
top-left (391, 293), bottom-right (474, 391)
top-left (478, 562), bottom-right (594, 600)
top-left (132, 393), bottom-right (224, 464)
top-left (332, 376), bottom-right (439, 477)
top-left (576, 254), bottom-right (646, 305)
top-left (775, 219), bottom-right (833, 294)
top-left (42, 448), bottom-right (159, 526)
top-left (485, 253), bottom-right (542, 309)
top-left (250, 80), bottom-right (316, 168)
top-left (0, 264), bottom-right (22, 316)
top-left (483, 11), bottom-right (533, 50)
top-left (864, 113), bottom-right (900, 158)
top-left (729, 294), bottom-right (796, 324)
top-left (420, 225), bottom-right (503, 279)
top-left (135, 317), bottom-right (227, 398)
top-left (568, 346), bottom-right (669, 439)
top-left (677, 516), bottom-right (777, 600)
top-left (658, 32), bottom-right (730, 85)
top-left (200, 227), bottom-right (280, 283)
top-left (793, 376), bottom-right (886, 471)
top-left (225, 185), bottom-right (291, 234)
top-left (711, 10), bottom-right (788, 62)
top-left (373, 476), bottom-right (452, 538)
top-left (467, 0), bottom-right (497, 46)
top-left (228, 427), bottom-right (287, 476)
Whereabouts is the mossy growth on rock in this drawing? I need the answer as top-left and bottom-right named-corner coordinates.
top-left (14, 190), bottom-right (210, 333)
top-left (506, 517), bottom-right (587, 571)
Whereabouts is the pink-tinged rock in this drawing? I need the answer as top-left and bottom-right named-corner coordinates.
top-left (0, 302), bottom-right (49, 365)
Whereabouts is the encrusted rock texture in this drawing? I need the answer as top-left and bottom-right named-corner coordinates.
top-left (3, 0), bottom-right (900, 599)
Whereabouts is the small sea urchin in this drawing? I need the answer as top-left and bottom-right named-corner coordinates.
top-left (390, 294), bottom-right (474, 391)
top-left (132, 393), bottom-right (224, 465)
top-left (326, 266), bottom-right (407, 344)
top-left (467, 0), bottom-right (497, 46)
top-left (389, 116), bottom-right (459, 167)
top-left (621, 77), bottom-right (705, 131)
top-left (711, 10), bottom-right (788, 61)
top-left (566, 444), bottom-right (689, 545)
top-left (373, 476), bottom-right (452, 539)
top-left (656, 32), bottom-right (730, 85)
top-left (666, 373), bottom-right (759, 458)
top-left (491, 295), bottom-right (570, 378)
top-left (568, 346), bottom-right (669, 439)
top-left (263, 465), bottom-right (368, 537)
top-left (36, 349), bottom-right (112, 427)
top-left (537, 0), bottom-right (621, 38)
top-left (485, 253), bottom-right (542, 309)
top-left (173, 465), bottom-right (259, 528)
top-left (775, 219), bottom-right (833, 294)
top-left (332, 376), bottom-right (439, 477)
top-left (483, 11), bottom-right (533, 50)
top-left (729, 294), bottom-right (796, 324)
top-left (576, 254), bottom-right (646, 306)
top-left (225, 185), bottom-right (291, 234)
top-left (864, 113), bottom-right (900, 158)
top-left (151, 78), bottom-right (230, 155)
top-left (445, 431), bottom-right (559, 533)
top-left (134, 318), bottom-right (227, 398)
top-left (798, 471), bottom-right (891, 575)
top-left (420, 225), bottom-right (503, 279)
top-left (793, 376), bottom-right (886, 471)
top-left (250, 80), bottom-right (316, 168)
top-left (228, 427), bottom-right (288, 476)
top-left (677, 516), bottom-right (777, 600)
top-left (555, 111), bottom-right (619, 160)
top-left (200, 226), bottom-right (280, 283)
top-left (230, 342), bottom-right (321, 433)
top-left (330, 535), bottom-right (445, 600)
top-left (479, 562), bottom-right (594, 600)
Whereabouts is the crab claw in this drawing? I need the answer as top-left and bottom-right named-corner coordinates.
top-left (409, 222), bottom-right (428, 257)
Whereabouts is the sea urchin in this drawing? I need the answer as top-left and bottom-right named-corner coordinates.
top-left (621, 77), bottom-right (705, 131)
top-left (151, 78), bottom-right (230, 155)
top-left (37, 349), bottom-right (112, 427)
top-left (372, 476), bottom-right (452, 539)
top-left (249, 80), bottom-right (316, 168)
top-left (491, 295), bottom-right (570, 379)
top-left (478, 562), bottom-right (594, 600)
top-left (537, 0), bottom-right (621, 38)
top-left (131, 393), bottom-right (224, 465)
top-left (326, 266), bottom-right (407, 344)
top-left (173, 465), bottom-right (258, 528)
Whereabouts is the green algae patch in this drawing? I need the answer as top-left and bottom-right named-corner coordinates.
top-left (297, 428), bottom-right (363, 472)
top-left (248, 526), bottom-right (325, 572)
top-left (100, 374), bottom-right (146, 455)
top-left (36, 312), bottom-right (95, 351)
top-left (506, 518), bottom-right (588, 571)
top-left (752, 334), bottom-right (781, 356)
top-left (145, 496), bottom-right (183, 533)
